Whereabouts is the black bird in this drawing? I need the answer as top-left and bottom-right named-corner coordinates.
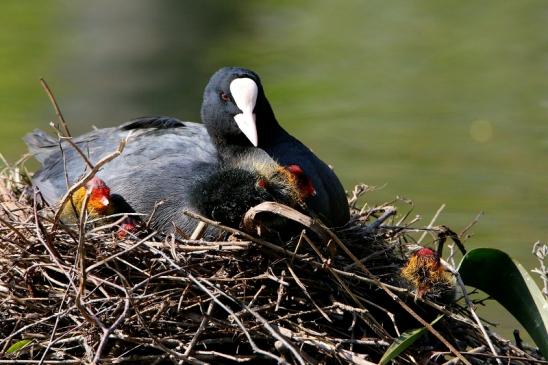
top-left (202, 67), bottom-right (349, 227)
top-left (25, 66), bottom-right (348, 231)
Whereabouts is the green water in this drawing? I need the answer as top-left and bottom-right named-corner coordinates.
top-left (1, 0), bottom-right (546, 340)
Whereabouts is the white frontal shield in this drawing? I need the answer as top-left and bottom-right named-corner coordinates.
top-left (230, 78), bottom-right (259, 146)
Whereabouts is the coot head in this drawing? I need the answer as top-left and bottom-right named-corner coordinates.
top-left (201, 67), bottom-right (278, 157)
top-left (58, 177), bottom-right (139, 238)
top-left (285, 164), bottom-right (316, 200)
top-left (61, 176), bottom-right (111, 221)
top-left (400, 247), bottom-right (456, 302)
top-left (192, 151), bottom-right (310, 228)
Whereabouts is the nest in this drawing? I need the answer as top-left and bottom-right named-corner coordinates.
top-left (0, 160), bottom-right (544, 365)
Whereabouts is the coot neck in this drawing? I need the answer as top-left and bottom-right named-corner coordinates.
top-left (214, 100), bottom-right (287, 163)
top-left (255, 97), bottom-right (288, 148)
top-left (214, 122), bottom-right (286, 164)
top-left (214, 139), bottom-right (254, 164)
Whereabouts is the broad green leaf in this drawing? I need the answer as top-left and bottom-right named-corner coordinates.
top-left (379, 315), bottom-right (443, 364)
top-left (6, 339), bottom-right (32, 354)
top-left (458, 248), bottom-right (548, 359)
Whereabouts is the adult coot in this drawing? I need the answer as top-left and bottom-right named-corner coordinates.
top-left (202, 67), bottom-right (349, 227)
top-left (26, 66), bottom-right (348, 230)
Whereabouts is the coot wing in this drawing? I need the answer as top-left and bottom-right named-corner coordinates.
top-left (25, 117), bottom-right (216, 206)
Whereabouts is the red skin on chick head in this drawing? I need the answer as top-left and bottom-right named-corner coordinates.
top-left (62, 176), bottom-right (112, 222)
top-left (285, 164), bottom-right (316, 199)
top-left (85, 177), bottom-right (111, 216)
top-left (116, 216), bottom-right (139, 240)
top-left (401, 247), bottom-right (453, 299)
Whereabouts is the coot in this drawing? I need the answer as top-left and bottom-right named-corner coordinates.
top-left (55, 175), bottom-right (139, 238)
top-left (202, 67), bottom-right (349, 226)
top-left (26, 66), bottom-right (347, 231)
top-left (58, 176), bottom-right (111, 223)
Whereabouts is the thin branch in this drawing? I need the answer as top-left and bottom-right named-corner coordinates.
top-left (184, 301), bottom-right (215, 357)
top-left (452, 269), bottom-right (502, 364)
top-left (40, 78), bottom-right (71, 137)
top-left (92, 267), bottom-right (131, 364)
top-left (50, 123), bottom-right (94, 170)
top-left (417, 203), bottom-right (445, 244)
top-left (52, 132), bottom-right (131, 228)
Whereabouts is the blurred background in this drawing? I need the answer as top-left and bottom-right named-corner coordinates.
top-left (1, 0), bottom-right (546, 339)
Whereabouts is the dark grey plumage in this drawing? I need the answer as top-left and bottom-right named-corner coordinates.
top-left (25, 120), bottom-right (304, 234)
top-left (191, 150), bottom-right (305, 228)
top-left (25, 118), bottom-right (218, 233)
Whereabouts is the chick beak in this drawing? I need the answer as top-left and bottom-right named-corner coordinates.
top-left (100, 196), bottom-right (110, 207)
top-left (230, 78), bottom-right (259, 146)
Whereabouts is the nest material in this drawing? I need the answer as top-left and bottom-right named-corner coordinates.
top-left (0, 162), bottom-right (544, 365)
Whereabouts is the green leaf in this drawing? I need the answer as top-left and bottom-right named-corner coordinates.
top-left (379, 315), bottom-right (443, 365)
top-left (458, 248), bottom-right (548, 359)
top-left (6, 339), bottom-right (32, 353)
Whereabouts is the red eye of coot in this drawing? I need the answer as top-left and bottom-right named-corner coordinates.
top-left (220, 92), bottom-right (230, 102)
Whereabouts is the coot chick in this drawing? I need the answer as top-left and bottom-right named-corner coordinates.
top-left (59, 176), bottom-right (111, 223)
top-left (55, 176), bottom-right (138, 238)
top-left (201, 67), bottom-right (349, 227)
top-left (193, 151), bottom-right (315, 228)
top-left (400, 247), bottom-right (457, 303)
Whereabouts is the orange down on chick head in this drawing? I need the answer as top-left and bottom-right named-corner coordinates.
top-left (285, 164), bottom-right (316, 200)
top-left (61, 176), bottom-right (112, 222)
top-left (60, 176), bottom-right (138, 238)
top-left (400, 247), bottom-right (455, 300)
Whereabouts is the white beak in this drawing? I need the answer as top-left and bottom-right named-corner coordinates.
top-left (230, 78), bottom-right (258, 146)
top-left (100, 196), bottom-right (110, 207)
